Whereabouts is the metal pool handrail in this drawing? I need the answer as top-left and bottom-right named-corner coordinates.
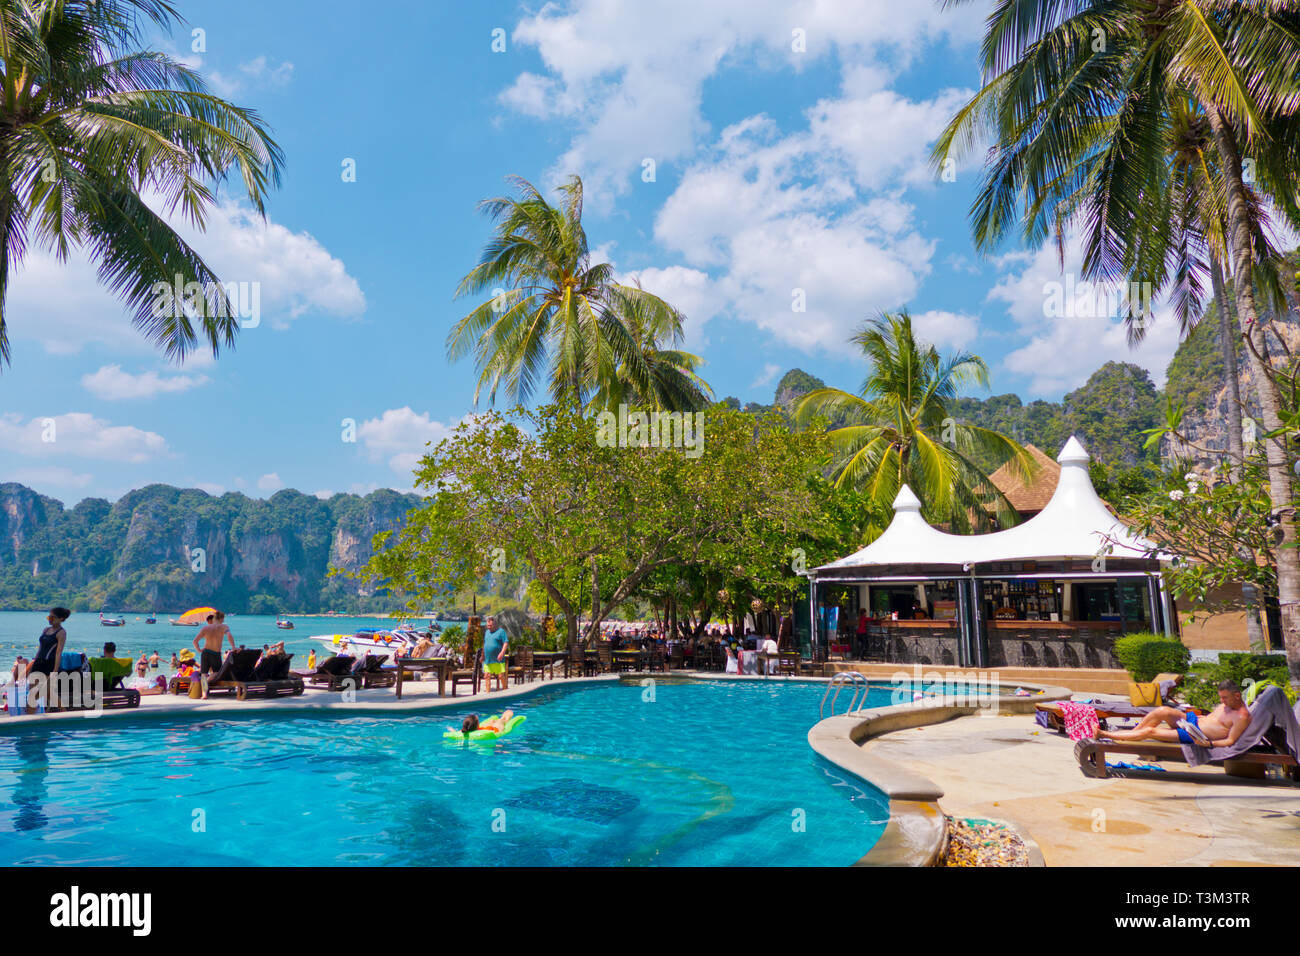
top-left (820, 671), bottom-right (869, 718)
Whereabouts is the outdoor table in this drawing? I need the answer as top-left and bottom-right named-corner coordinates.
top-left (394, 657), bottom-right (453, 699)
top-left (531, 651), bottom-right (565, 679)
top-left (611, 650), bottom-right (645, 671)
top-left (756, 651), bottom-right (781, 675)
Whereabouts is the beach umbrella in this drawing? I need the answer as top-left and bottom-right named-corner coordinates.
top-left (176, 606), bottom-right (216, 625)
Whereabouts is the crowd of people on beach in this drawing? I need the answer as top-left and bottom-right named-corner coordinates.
top-left (3, 606), bottom-right (300, 713)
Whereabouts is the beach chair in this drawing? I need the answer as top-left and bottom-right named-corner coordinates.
top-left (360, 655), bottom-right (397, 689)
top-left (206, 648), bottom-right (305, 700)
top-left (307, 654), bottom-right (359, 691)
top-left (43, 657), bottom-right (141, 710)
top-left (1074, 738), bottom-right (1300, 781)
top-left (450, 650), bottom-right (482, 697)
top-left (1036, 699), bottom-right (1158, 734)
top-left (1075, 686), bottom-right (1300, 782)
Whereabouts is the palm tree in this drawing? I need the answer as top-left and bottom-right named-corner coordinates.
top-left (588, 282), bottom-right (712, 412)
top-left (449, 175), bottom-right (704, 411)
top-left (0, 0), bottom-right (284, 367)
top-left (932, 0), bottom-right (1300, 682)
top-left (795, 311), bottom-right (1035, 532)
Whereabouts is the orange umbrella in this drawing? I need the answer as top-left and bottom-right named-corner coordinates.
top-left (176, 606), bottom-right (216, 625)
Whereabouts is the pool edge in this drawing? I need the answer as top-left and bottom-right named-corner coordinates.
top-left (808, 682), bottom-right (1071, 866)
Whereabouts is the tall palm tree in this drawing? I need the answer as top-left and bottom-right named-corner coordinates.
top-left (795, 311), bottom-right (1035, 532)
top-left (932, 0), bottom-right (1300, 681)
top-left (449, 175), bottom-right (703, 411)
top-left (0, 0), bottom-right (284, 367)
top-left (588, 282), bottom-right (712, 412)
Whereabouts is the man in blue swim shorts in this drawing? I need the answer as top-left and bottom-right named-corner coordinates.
top-left (1099, 680), bottom-right (1251, 748)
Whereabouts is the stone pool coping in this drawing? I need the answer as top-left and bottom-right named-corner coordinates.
top-left (806, 681), bottom-right (1071, 866)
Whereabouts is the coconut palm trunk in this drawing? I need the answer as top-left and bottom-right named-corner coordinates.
top-left (1210, 254), bottom-right (1266, 650)
top-left (1207, 107), bottom-right (1299, 677)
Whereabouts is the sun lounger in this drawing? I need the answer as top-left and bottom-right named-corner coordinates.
top-left (1036, 699), bottom-right (1157, 734)
top-left (1075, 686), bottom-right (1300, 781)
top-left (206, 648), bottom-right (305, 700)
top-left (86, 657), bottom-right (142, 709)
top-left (306, 654), bottom-right (359, 691)
top-left (360, 654), bottom-right (397, 689)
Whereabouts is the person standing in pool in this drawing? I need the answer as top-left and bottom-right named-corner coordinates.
top-left (482, 615), bottom-right (509, 692)
top-left (193, 611), bottom-right (237, 683)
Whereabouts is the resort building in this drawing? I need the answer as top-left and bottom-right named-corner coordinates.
top-left (807, 437), bottom-right (1171, 669)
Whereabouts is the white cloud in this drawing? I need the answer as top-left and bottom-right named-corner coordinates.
top-left (616, 265), bottom-right (723, 350)
top-left (501, 0), bottom-right (985, 201)
top-left (910, 310), bottom-right (980, 350)
top-left (256, 473), bottom-right (285, 493)
top-left (987, 235), bottom-right (1183, 395)
top-left (207, 56), bottom-right (295, 98)
top-left (357, 407), bottom-right (461, 477)
top-left (653, 113), bottom-right (939, 352)
top-left (5, 197), bottom-right (365, 359)
top-left (81, 364), bottom-right (210, 400)
top-left (750, 363), bottom-right (781, 390)
top-left (0, 413), bottom-right (170, 463)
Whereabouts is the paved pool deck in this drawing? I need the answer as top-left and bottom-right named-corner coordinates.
top-left (862, 709), bottom-right (1300, 866)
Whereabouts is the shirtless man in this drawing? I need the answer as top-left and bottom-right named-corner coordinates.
top-left (1099, 680), bottom-right (1252, 748)
top-left (193, 611), bottom-right (236, 689)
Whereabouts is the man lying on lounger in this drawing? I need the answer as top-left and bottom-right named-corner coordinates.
top-left (1099, 680), bottom-right (1251, 748)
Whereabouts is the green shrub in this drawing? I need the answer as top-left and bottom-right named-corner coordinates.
top-left (1113, 632), bottom-right (1190, 682)
top-left (1182, 654), bottom-right (1295, 711)
top-left (440, 624), bottom-right (466, 651)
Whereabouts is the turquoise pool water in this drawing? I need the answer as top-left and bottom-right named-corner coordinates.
top-left (0, 679), bottom-right (897, 866)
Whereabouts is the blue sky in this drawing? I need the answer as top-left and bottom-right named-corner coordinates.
top-left (0, 0), bottom-right (1191, 506)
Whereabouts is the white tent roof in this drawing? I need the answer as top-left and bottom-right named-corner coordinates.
top-left (816, 436), bottom-right (1164, 572)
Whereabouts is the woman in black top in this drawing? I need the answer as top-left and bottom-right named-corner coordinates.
top-left (29, 607), bottom-right (71, 677)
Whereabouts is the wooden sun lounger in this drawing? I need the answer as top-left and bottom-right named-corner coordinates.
top-left (1036, 700), bottom-right (1156, 734)
top-left (1074, 738), bottom-right (1300, 780)
top-left (206, 649), bottom-right (305, 701)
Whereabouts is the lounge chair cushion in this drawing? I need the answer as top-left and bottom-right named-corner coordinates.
top-left (318, 655), bottom-right (355, 676)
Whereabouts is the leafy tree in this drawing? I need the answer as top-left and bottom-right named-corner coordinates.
top-left (0, 0), bottom-right (284, 366)
top-left (358, 404), bottom-right (827, 645)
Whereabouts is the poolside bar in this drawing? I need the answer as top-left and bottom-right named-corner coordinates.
top-left (806, 437), bottom-right (1173, 669)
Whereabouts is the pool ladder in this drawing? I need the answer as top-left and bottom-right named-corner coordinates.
top-left (820, 672), bottom-right (869, 718)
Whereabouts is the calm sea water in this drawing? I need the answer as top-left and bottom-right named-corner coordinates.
top-left (0, 611), bottom-right (450, 671)
top-left (0, 679), bottom-right (894, 866)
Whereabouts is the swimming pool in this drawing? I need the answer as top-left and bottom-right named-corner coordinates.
top-left (0, 679), bottom-right (898, 866)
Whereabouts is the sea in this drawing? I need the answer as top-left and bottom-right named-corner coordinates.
top-left (0, 611), bottom-right (455, 673)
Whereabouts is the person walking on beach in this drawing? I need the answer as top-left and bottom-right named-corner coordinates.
top-left (482, 615), bottom-right (509, 692)
top-left (194, 611), bottom-right (236, 691)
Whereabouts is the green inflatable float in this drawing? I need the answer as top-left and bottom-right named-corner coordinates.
top-left (443, 713), bottom-right (526, 743)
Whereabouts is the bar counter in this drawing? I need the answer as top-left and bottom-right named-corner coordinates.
top-left (862, 619), bottom-right (1123, 668)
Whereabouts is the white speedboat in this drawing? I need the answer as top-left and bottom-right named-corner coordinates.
top-left (310, 625), bottom-right (435, 661)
